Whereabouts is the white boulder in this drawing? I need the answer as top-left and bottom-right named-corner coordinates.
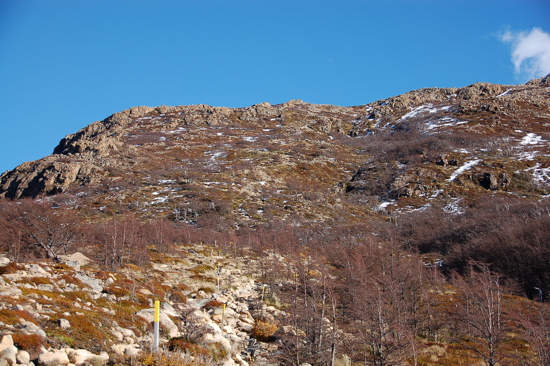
top-left (16, 349), bottom-right (31, 365)
top-left (38, 349), bottom-right (70, 365)
top-left (67, 349), bottom-right (109, 365)
top-left (135, 309), bottom-right (180, 338)
top-left (0, 335), bottom-right (17, 365)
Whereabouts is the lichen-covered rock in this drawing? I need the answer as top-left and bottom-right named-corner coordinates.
top-left (38, 349), bottom-right (70, 366)
top-left (67, 349), bottom-right (109, 366)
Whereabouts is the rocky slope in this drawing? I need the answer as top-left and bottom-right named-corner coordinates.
top-left (1, 75), bottom-right (549, 226)
top-left (0, 245), bottom-right (285, 366)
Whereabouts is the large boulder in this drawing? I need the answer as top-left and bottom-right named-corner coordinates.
top-left (16, 350), bottom-right (30, 365)
top-left (202, 333), bottom-right (232, 354)
top-left (74, 273), bottom-right (103, 293)
top-left (135, 308), bottom-right (180, 338)
top-left (58, 252), bottom-right (91, 270)
top-left (0, 335), bottom-right (17, 366)
top-left (38, 349), bottom-right (70, 366)
top-left (111, 344), bottom-right (141, 357)
top-left (67, 349), bottom-right (109, 365)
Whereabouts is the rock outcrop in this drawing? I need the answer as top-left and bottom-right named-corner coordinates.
top-left (1, 76), bottom-right (549, 227)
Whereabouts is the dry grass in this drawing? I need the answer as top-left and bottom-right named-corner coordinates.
top-left (0, 308), bottom-right (37, 325)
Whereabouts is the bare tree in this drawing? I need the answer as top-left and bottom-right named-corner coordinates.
top-left (0, 199), bottom-right (80, 261)
top-left (511, 302), bottom-right (550, 366)
top-left (450, 263), bottom-right (512, 366)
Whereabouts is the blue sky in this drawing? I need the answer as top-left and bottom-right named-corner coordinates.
top-left (1, 0), bottom-right (549, 174)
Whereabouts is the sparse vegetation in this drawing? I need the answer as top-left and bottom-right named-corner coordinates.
top-left (1, 77), bottom-right (550, 364)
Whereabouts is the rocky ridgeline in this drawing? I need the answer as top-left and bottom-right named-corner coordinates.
top-left (2, 74), bottom-right (548, 202)
top-left (0, 247), bottom-right (283, 366)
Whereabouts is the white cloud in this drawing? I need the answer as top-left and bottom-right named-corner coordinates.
top-left (500, 27), bottom-right (550, 80)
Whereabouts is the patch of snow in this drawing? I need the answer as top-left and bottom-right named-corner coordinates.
top-left (399, 203), bottom-right (432, 214)
top-left (159, 179), bottom-right (175, 184)
top-left (263, 129), bottom-right (274, 132)
top-left (520, 133), bottom-right (543, 145)
top-left (516, 151), bottom-right (538, 161)
top-left (212, 151), bottom-right (226, 159)
top-left (527, 163), bottom-right (550, 186)
top-left (217, 132), bottom-right (224, 136)
top-left (497, 89), bottom-right (511, 97)
top-left (430, 189), bottom-right (444, 198)
top-left (447, 159), bottom-right (481, 182)
top-left (442, 199), bottom-right (464, 214)
top-left (425, 117), bottom-right (469, 130)
top-left (152, 196), bottom-right (169, 204)
top-left (165, 127), bottom-right (186, 134)
top-left (377, 201), bottom-right (396, 210)
top-left (243, 136), bottom-right (257, 142)
top-left (399, 104), bottom-right (452, 121)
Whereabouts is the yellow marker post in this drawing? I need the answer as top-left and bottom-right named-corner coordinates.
top-left (222, 303), bottom-right (226, 325)
top-left (153, 300), bottom-right (160, 352)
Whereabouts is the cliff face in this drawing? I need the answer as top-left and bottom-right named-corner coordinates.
top-left (1, 75), bottom-right (549, 224)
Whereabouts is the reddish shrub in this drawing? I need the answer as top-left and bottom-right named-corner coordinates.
top-left (12, 333), bottom-right (45, 360)
top-left (204, 300), bottom-right (224, 310)
top-left (0, 262), bottom-right (25, 275)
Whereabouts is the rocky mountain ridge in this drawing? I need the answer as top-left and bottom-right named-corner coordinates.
top-left (1, 75), bottom-right (549, 227)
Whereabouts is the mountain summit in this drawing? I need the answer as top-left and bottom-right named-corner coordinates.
top-left (1, 75), bottom-right (549, 226)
